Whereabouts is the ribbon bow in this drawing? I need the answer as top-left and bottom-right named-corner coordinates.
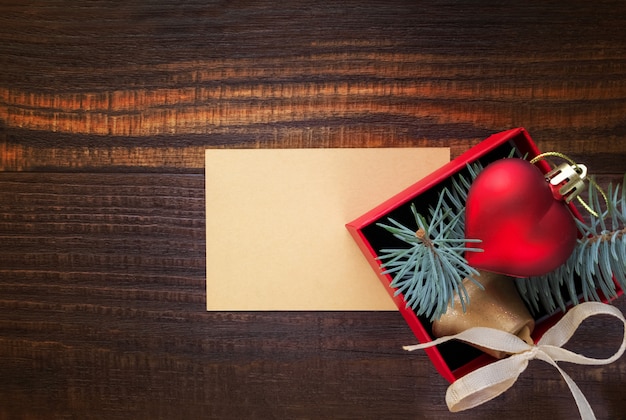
top-left (403, 302), bottom-right (626, 420)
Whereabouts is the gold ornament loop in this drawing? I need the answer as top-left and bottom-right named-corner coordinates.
top-left (530, 151), bottom-right (608, 218)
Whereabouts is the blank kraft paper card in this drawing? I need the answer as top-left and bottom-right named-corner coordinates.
top-left (206, 147), bottom-right (450, 311)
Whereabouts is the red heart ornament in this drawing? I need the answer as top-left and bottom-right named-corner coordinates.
top-left (465, 158), bottom-right (577, 277)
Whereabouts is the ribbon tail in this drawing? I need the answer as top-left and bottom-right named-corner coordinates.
top-left (538, 354), bottom-right (596, 420)
top-left (445, 353), bottom-right (530, 412)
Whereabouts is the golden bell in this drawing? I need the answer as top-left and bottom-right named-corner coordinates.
top-left (432, 270), bottom-right (535, 359)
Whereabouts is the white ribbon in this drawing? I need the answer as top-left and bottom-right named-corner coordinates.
top-left (403, 302), bottom-right (626, 420)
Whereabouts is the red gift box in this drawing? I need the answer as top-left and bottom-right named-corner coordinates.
top-left (346, 127), bottom-right (589, 382)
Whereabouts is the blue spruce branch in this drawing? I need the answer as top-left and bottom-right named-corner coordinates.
top-left (376, 163), bottom-right (484, 321)
top-left (516, 173), bottom-right (626, 314)
top-left (377, 148), bottom-right (626, 320)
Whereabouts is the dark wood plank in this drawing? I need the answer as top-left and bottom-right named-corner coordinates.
top-left (1, 172), bottom-right (626, 419)
top-left (1, 1), bottom-right (625, 172)
top-left (1, 1), bottom-right (626, 419)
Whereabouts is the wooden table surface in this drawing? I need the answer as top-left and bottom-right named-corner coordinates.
top-left (1, 1), bottom-right (626, 419)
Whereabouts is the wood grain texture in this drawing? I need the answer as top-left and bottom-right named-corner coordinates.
top-left (1, 0), bottom-right (626, 173)
top-left (0, 1), bottom-right (625, 419)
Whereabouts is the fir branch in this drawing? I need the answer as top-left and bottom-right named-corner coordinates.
top-left (375, 144), bottom-right (625, 319)
top-left (376, 163), bottom-right (484, 321)
top-left (516, 173), bottom-right (626, 314)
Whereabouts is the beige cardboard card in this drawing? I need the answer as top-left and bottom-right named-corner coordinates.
top-left (206, 147), bottom-right (450, 311)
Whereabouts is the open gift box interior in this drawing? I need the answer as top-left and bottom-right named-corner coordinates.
top-left (346, 127), bottom-right (616, 382)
